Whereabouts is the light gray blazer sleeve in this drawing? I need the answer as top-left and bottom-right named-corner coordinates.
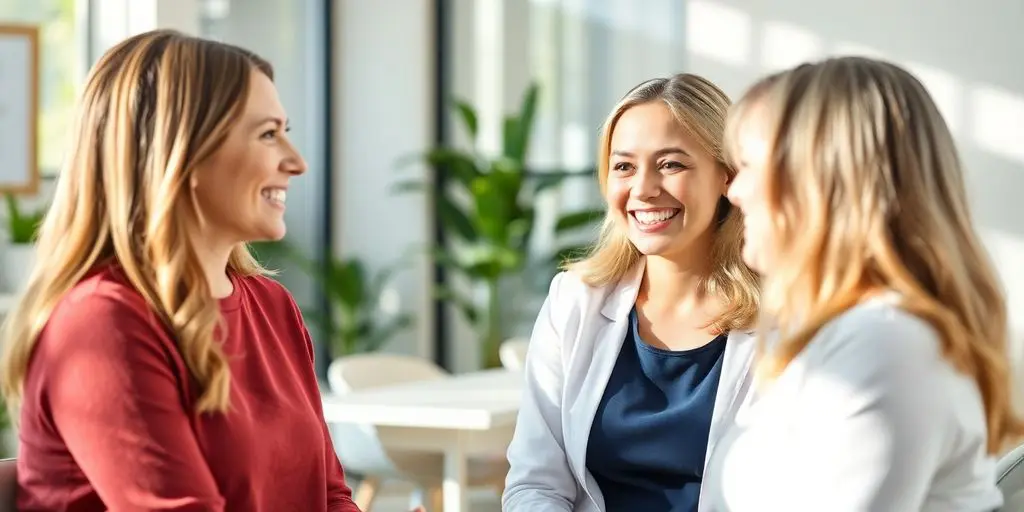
top-left (502, 272), bottom-right (577, 512)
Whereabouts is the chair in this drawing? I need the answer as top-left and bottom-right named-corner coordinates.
top-left (997, 442), bottom-right (1024, 511)
top-left (498, 338), bottom-right (529, 371)
top-left (0, 458), bottom-right (15, 512)
top-left (326, 354), bottom-right (507, 511)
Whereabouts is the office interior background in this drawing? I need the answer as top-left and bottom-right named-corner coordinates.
top-left (4, 0), bottom-right (1019, 391)
top-left (0, 0), bottom-right (1022, 508)
top-left (3, 0), bottom-right (1023, 403)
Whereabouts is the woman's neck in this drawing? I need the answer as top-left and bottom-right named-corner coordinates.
top-left (189, 233), bottom-right (235, 299)
top-left (640, 255), bottom-right (713, 312)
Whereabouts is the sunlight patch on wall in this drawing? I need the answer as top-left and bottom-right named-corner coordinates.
top-left (561, 122), bottom-right (592, 175)
top-left (969, 85), bottom-right (1024, 165)
top-left (759, 21), bottom-right (821, 72)
top-left (685, 0), bottom-right (752, 67)
top-left (473, 0), bottom-right (505, 157)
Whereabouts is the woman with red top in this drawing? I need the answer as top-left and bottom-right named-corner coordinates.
top-left (0, 30), bottom-right (361, 511)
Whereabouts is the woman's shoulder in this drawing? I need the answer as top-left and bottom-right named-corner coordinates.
top-left (52, 265), bottom-right (155, 323)
top-left (39, 267), bottom-right (173, 364)
top-left (812, 295), bottom-right (943, 362)
top-left (546, 269), bottom-right (627, 304)
top-left (235, 272), bottom-right (292, 303)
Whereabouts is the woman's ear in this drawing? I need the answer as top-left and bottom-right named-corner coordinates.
top-left (720, 164), bottom-right (733, 193)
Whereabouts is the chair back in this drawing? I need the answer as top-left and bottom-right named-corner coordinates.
top-left (0, 458), bottom-right (15, 512)
top-left (498, 338), bottom-right (529, 371)
top-left (998, 442), bottom-right (1024, 511)
top-left (325, 354), bottom-right (449, 478)
top-left (327, 353), bottom-right (447, 393)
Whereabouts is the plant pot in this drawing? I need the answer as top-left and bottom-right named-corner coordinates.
top-left (2, 243), bottom-right (36, 293)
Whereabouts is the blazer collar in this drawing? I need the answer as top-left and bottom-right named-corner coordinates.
top-left (600, 257), bottom-right (645, 321)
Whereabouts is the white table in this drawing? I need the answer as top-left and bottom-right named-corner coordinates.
top-left (321, 368), bottom-right (522, 512)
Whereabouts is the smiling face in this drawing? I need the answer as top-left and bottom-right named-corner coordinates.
top-left (605, 101), bottom-right (729, 260)
top-left (192, 69), bottom-right (306, 245)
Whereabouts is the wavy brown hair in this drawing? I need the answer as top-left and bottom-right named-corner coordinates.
top-left (567, 73), bottom-right (760, 333)
top-left (0, 30), bottom-right (272, 415)
top-left (724, 56), bottom-right (1023, 454)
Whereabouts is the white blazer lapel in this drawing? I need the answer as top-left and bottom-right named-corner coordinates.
top-left (698, 330), bottom-right (756, 511)
top-left (566, 261), bottom-right (644, 507)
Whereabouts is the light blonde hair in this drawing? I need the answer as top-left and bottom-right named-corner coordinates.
top-left (0, 30), bottom-right (272, 415)
top-left (724, 56), bottom-right (1023, 454)
top-left (567, 73), bottom-right (760, 332)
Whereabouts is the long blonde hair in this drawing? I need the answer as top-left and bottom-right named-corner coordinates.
top-left (0, 30), bottom-right (272, 415)
top-left (725, 56), bottom-right (1023, 454)
top-left (567, 73), bottom-right (760, 332)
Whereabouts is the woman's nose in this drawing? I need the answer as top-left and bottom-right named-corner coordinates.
top-left (631, 168), bottom-right (661, 199)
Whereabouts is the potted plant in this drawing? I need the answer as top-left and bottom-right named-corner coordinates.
top-left (250, 241), bottom-right (414, 359)
top-left (2, 193), bottom-right (45, 293)
top-left (397, 83), bottom-right (603, 368)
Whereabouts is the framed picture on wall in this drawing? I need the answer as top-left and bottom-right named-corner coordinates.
top-left (0, 24), bottom-right (39, 194)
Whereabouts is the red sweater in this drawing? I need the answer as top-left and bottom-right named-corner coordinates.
top-left (16, 266), bottom-right (361, 512)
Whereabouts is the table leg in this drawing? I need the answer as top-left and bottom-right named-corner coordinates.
top-left (442, 432), bottom-right (469, 512)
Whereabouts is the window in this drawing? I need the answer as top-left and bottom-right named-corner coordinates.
top-left (0, 0), bottom-right (87, 177)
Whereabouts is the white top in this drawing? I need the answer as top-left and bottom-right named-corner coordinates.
top-left (701, 295), bottom-right (1003, 512)
top-left (320, 368), bottom-right (521, 430)
top-left (503, 261), bottom-right (759, 512)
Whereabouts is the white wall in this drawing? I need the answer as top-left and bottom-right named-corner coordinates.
top-left (680, 0), bottom-right (1024, 403)
top-left (332, 0), bottom-right (435, 360)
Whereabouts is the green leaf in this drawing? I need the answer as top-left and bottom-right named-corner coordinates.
top-left (502, 83), bottom-right (539, 162)
top-left (507, 214), bottom-right (532, 251)
top-left (452, 99), bottom-right (479, 140)
top-left (301, 307), bottom-right (337, 347)
top-left (529, 168), bottom-right (597, 195)
top-left (460, 244), bottom-right (524, 277)
top-left (433, 285), bottom-right (479, 324)
top-left (247, 240), bottom-right (303, 269)
top-left (325, 259), bottom-right (365, 309)
top-left (470, 177), bottom-right (512, 242)
top-left (5, 193), bottom-right (44, 244)
top-left (436, 194), bottom-right (478, 241)
top-left (551, 244), bottom-right (591, 266)
top-left (531, 173), bottom-right (567, 195)
top-left (425, 148), bottom-right (480, 186)
top-left (555, 208), bottom-right (605, 233)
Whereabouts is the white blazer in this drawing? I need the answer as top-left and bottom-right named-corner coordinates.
top-left (701, 294), bottom-right (1004, 512)
top-left (502, 261), bottom-right (758, 512)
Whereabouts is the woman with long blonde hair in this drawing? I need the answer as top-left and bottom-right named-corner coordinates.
top-left (504, 73), bottom-right (761, 512)
top-left (0, 30), bottom-right (360, 511)
top-left (703, 56), bottom-right (1023, 510)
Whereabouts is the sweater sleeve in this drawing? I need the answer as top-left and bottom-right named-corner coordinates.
top-left (303, 325), bottom-right (360, 512)
top-left (284, 292), bottom-right (360, 512)
top-left (36, 293), bottom-right (226, 511)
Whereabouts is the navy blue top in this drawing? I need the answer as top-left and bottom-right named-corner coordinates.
top-left (586, 308), bottom-right (728, 512)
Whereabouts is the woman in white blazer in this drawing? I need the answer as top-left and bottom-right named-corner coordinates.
top-left (503, 74), bottom-right (761, 512)
top-left (703, 56), bottom-right (1024, 511)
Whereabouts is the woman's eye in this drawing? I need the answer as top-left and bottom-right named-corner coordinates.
top-left (661, 160), bottom-right (685, 170)
top-left (613, 162), bottom-right (632, 172)
top-left (261, 129), bottom-right (277, 140)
